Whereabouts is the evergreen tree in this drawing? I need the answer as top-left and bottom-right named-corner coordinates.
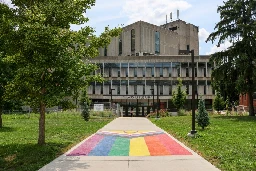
top-left (213, 92), bottom-right (225, 112)
top-left (197, 98), bottom-right (210, 129)
top-left (172, 78), bottom-right (187, 110)
top-left (206, 0), bottom-right (256, 116)
top-left (80, 89), bottom-right (90, 121)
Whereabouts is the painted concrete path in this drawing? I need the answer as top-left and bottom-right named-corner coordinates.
top-left (39, 118), bottom-right (221, 171)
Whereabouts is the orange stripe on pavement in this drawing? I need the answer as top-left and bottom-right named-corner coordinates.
top-left (157, 134), bottom-right (192, 155)
top-left (144, 135), bottom-right (171, 156)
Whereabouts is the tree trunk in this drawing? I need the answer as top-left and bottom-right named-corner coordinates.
top-left (248, 91), bottom-right (255, 116)
top-left (38, 101), bottom-right (46, 145)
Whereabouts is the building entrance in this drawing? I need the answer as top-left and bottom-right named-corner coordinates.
top-left (122, 104), bottom-right (152, 117)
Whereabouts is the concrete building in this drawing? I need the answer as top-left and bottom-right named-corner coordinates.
top-left (88, 20), bottom-right (214, 117)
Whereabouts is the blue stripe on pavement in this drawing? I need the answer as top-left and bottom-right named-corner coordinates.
top-left (88, 136), bottom-right (116, 156)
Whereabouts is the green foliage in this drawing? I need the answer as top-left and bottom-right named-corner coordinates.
top-left (1, 0), bottom-right (121, 143)
top-left (172, 78), bottom-right (187, 110)
top-left (197, 98), bottom-right (210, 129)
top-left (213, 92), bottom-right (225, 112)
top-left (0, 112), bottom-right (112, 171)
top-left (151, 115), bottom-right (256, 171)
top-left (206, 0), bottom-right (256, 116)
top-left (177, 109), bottom-right (188, 116)
top-left (80, 90), bottom-right (90, 121)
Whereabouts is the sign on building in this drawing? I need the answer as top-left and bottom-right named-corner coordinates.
top-left (94, 104), bottom-right (104, 111)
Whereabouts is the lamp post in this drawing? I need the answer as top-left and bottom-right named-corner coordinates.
top-left (156, 82), bottom-right (160, 118)
top-left (110, 88), bottom-right (115, 109)
top-left (180, 49), bottom-right (197, 136)
top-left (152, 81), bottom-right (160, 118)
top-left (150, 88), bottom-right (154, 112)
top-left (190, 50), bottom-right (197, 135)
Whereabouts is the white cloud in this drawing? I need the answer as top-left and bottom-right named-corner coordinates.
top-left (206, 40), bottom-right (232, 55)
top-left (122, 0), bottom-right (192, 25)
top-left (198, 28), bottom-right (210, 42)
top-left (1, 0), bottom-right (15, 8)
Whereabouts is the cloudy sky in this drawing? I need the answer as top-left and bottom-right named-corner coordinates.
top-left (2, 0), bottom-right (231, 55)
top-left (72, 0), bottom-right (230, 55)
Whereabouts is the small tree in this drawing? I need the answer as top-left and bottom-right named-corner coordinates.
top-left (80, 90), bottom-right (90, 121)
top-left (197, 98), bottom-right (210, 129)
top-left (172, 78), bottom-right (187, 111)
top-left (213, 92), bottom-right (225, 112)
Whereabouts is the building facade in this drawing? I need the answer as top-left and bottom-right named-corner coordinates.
top-left (88, 20), bottom-right (214, 117)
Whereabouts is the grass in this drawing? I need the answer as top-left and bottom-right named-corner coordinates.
top-left (0, 112), bottom-right (113, 171)
top-left (151, 115), bottom-right (256, 171)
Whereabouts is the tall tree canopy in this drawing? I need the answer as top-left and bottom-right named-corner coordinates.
top-left (2, 0), bottom-right (121, 144)
top-left (206, 0), bottom-right (256, 116)
top-left (0, 2), bottom-right (16, 128)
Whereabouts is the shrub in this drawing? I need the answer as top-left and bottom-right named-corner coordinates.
top-left (177, 109), bottom-right (187, 116)
top-left (172, 78), bottom-right (187, 110)
top-left (197, 98), bottom-right (210, 129)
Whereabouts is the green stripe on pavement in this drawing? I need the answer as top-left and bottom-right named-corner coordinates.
top-left (108, 137), bottom-right (130, 156)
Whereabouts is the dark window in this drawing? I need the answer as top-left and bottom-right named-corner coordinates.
top-left (204, 68), bottom-right (206, 77)
top-left (109, 68), bottom-right (112, 77)
top-left (186, 84), bottom-right (189, 94)
top-left (151, 68), bottom-right (154, 77)
top-left (155, 31), bottom-right (160, 54)
top-left (92, 84), bottom-right (95, 94)
top-left (118, 69), bottom-right (120, 77)
top-left (195, 68), bottom-right (197, 77)
top-left (178, 68), bottom-right (180, 77)
top-left (131, 29), bottom-right (135, 52)
top-left (119, 35), bottom-right (122, 56)
top-left (186, 68), bottom-right (189, 77)
top-left (169, 85), bottom-right (172, 95)
top-left (160, 68), bottom-right (163, 77)
top-left (104, 46), bottom-right (107, 56)
top-left (117, 86), bottom-right (120, 95)
top-left (126, 85), bottom-right (128, 95)
top-left (134, 68), bottom-right (137, 77)
top-left (143, 85), bottom-right (145, 95)
top-left (204, 86), bottom-right (206, 95)
top-left (134, 85), bottom-right (137, 95)
top-left (187, 45), bottom-right (190, 51)
top-left (169, 67), bottom-right (172, 77)
top-left (160, 85), bottom-right (163, 95)
top-left (101, 85), bottom-right (103, 94)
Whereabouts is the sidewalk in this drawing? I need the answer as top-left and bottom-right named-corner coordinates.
top-left (39, 117), bottom-right (221, 171)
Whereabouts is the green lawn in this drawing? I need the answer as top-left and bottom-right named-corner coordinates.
top-left (0, 112), bottom-right (113, 171)
top-left (151, 115), bottom-right (256, 171)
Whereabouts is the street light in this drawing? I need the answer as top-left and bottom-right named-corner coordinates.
top-left (110, 88), bottom-right (115, 109)
top-left (180, 49), bottom-right (197, 136)
top-left (152, 81), bottom-right (160, 118)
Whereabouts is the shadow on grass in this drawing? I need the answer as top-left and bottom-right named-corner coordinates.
top-left (214, 115), bottom-right (256, 122)
top-left (0, 142), bottom-right (89, 171)
top-left (0, 127), bottom-right (16, 132)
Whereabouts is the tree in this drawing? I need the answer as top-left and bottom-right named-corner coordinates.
top-left (213, 92), bottom-right (225, 112)
top-left (206, 0), bottom-right (256, 116)
top-left (0, 2), bottom-right (16, 128)
top-left (172, 78), bottom-right (187, 110)
top-left (80, 89), bottom-right (90, 121)
top-left (197, 98), bottom-right (210, 129)
top-left (3, 0), bottom-right (121, 145)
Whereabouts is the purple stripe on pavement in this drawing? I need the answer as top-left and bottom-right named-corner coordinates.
top-left (67, 134), bottom-right (104, 156)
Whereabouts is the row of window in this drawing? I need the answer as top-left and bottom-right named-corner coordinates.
top-left (96, 62), bottom-right (212, 78)
top-left (90, 84), bottom-right (212, 96)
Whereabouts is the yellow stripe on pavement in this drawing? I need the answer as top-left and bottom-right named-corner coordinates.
top-left (129, 137), bottom-right (150, 156)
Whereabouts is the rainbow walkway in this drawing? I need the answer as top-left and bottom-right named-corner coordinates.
top-left (67, 130), bottom-right (192, 156)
